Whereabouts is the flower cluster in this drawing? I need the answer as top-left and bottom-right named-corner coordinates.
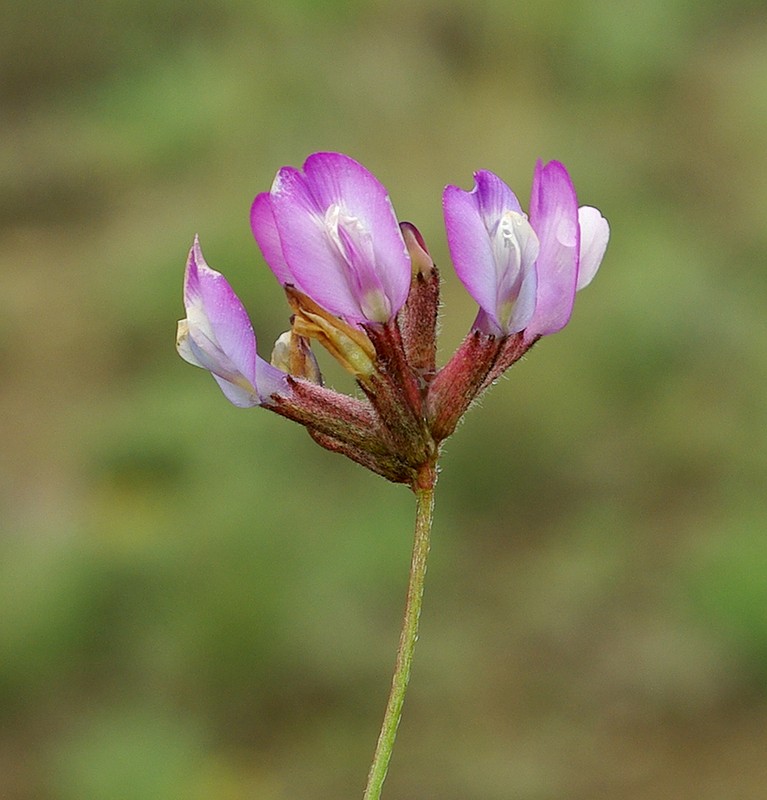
top-left (177, 152), bottom-right (608, 489)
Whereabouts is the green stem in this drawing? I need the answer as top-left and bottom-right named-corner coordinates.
top-left (363, 483), bottom-right (435, 800)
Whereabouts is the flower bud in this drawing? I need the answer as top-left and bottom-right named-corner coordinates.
top-left (397, 222), bottom-right (439, 378)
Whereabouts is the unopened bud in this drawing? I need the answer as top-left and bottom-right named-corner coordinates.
top-left (400, 221), bottom-right (435, 278)
top-left (397, 222), bottom-right (440, 377)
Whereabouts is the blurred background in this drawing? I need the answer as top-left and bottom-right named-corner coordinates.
top-left (2, 0), bottom-right (767, 797)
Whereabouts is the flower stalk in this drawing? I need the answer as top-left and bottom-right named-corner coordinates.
top-left (364, 476), bottom-right (436, 800)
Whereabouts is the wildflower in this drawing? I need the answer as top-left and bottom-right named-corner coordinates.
top-left (176, 237), bottom-right (287, 407)
top-left (443, 169), bottom-right (539, 335)
top-left (178, 152), bottom-right (608, 467)
top-left (443, 160), bottom-right (609, 340)
top-left (250, 152), bottom-right (411, 324)
top-left (429, 161), bottom-right (609, 439)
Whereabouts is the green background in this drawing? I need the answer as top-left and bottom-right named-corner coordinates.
top-left (2, 1), bottom-right (767, 797)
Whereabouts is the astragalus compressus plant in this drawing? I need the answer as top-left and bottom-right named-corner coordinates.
top-left (177, 151), bottom-right (608, 799)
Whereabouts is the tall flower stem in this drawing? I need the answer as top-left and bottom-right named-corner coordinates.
top-left (363, 478), bottom-right (435, 800)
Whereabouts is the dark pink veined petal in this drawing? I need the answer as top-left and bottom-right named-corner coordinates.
top-left (268, 153), bottom-right (411, 322)
top-left (525, 160), bottom-right (580, 338)
top-left (576, 206), bottom-right (609, 290)
top-left (473, 169), bottom-right (524, 220)
top-left (250, 193), bottom-right (294, 287)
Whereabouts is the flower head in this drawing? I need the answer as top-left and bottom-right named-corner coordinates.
top-left (250, 152), bottom-right (411, 324)
top-left (443, 161), bottom-right (609, 338)
top-left (177, 152), bottom-right (608, 481)
top-left (176, 237), bottom-right (287, 407)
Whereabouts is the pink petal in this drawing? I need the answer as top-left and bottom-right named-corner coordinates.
top-left (304, 154), bottom-right (410, 294)
top-left (525, 160), bottom-right (580, 337)
top-left (444, 171), bottom-right (536, 334)
top-left (576, 206), bottom-right (609, 290)
top-left (184, 238), bottom-right (257, 383)
top-left (269, 166), bottom-right (363, 319)
top-left (250, 193), bottom-right (294, 287)
top-left (443, 182), bottom-right (500, 327)
top-left (179, 237), bottom-right (289, 407)
top-left (269, 153), bottom-right (410, 322)
top-left (473, 169), bottom-right (524, 219)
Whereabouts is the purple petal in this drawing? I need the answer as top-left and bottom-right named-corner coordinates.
top-left (525, 160), bottom-right (580, 337)
top-left (443, 182), bottom-right (499, 326)
top-left (473, 169), bottom-right (524, 219)
top-left (255, 356), bottom-right (290, 401)
top-left (179, 237), bottom-right (278, 407)
top-left (184, 238), bottom-right (257, 382)
top-left (576, 206), bottom-right (609, 290)
top-left (268, 153), bottom-right (410, 322)
top-left (444, 171), bottom-right (537, 334)
top-left (250, 193), bottom-right (294, 287)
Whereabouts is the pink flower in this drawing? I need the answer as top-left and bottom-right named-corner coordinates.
top-left (443, 161), bottom-right (609, 338)
top-left (251, 152), bottom-right (411, 324)
top-left (176, 237), bottom-right (288, 407)
top-left (177, 152), bottom-right (610, 477)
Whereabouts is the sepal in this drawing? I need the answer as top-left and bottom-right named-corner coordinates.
top-left (426, 330), bottom-right (502, 442)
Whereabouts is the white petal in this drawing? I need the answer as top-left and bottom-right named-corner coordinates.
top-left (577, 206), bottom-right (609, 290)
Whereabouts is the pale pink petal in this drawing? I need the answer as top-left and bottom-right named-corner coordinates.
top-left (250, 193), bottom-right (294, 287)
top-left (443, 182), bottom-right (499, 327)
